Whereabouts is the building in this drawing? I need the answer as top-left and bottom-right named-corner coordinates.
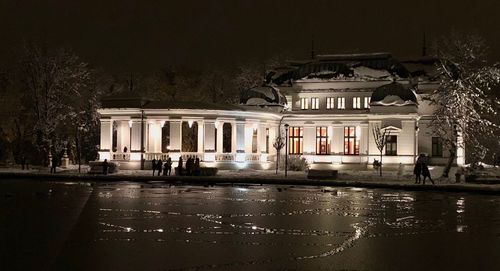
top-left (97, 53), bottom-right (464, 170)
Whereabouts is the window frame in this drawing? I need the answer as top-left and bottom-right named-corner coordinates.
top-left (432, 137), bottom-right (443, 157)
top-left (338, 97), bottom-right (345, 109)
top-left (311, 97), bottom-right (319, 110)
top-left (300, 98), bottom-right (309, 110)
top-left (289, 127), bottom-right (303, 155)
top-left (344, 126), bottom-right (359, 155)
top-left (364, 97), bottom-right (371, 108)
top-left (353, 97), bottom-right (361, 109)
top-left (385, 135), bottom-right (397, 156)
top-left (326, 97), bottom-right (335, 109)
top-left (316, 127), bottom-right (329, 155)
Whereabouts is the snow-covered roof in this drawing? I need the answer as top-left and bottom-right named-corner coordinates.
top-left (240, 86), bottom-right (287, 106)
top-left (370, 82), bottom-right (417, 106)
top-left (270, 53), bottom-right (410, 85)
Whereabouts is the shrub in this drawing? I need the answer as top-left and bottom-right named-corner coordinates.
top-left (279, 155), bottom-right (309, 171)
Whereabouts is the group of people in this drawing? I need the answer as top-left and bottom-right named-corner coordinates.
top-left (152, 157), bottom-right (173, 176)
top-left (413, 154), bottom-right (434, 185)
top-left (151, 156), bottom-right (200, 176)
top-left (177, 156), bottom-right (201, 176)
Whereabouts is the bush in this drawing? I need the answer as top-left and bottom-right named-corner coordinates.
top-left (279, 155), bottom-right (309, 171)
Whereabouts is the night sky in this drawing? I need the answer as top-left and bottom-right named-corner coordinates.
top-left (1, 0), bottom-right (499, 73)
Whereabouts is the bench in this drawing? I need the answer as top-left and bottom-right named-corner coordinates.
top-left (307, 169), bottom-right (338, 180)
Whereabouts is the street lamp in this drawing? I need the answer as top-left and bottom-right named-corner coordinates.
top-left (284, 124), bottom-right (289, 177)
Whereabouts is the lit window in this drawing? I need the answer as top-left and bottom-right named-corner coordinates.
top-left (326, 97), bottom-right (335, 109)
top-left (344, 126), bottom-right (359, 155)
top-left (289, 127), bottom-right (303, 154)
top-left (316, 127), bottom-right (329, 155)
top-left (353, 97), bottom-right (361, 109)
top-left (338, 97), bottom-right (345, 109)
top-left (385, 135), bottom-right (397, 156)
top-left (311, 98), bottom-right (319, 110)
top-left (300, 98), bottom-right (309, 110)
top-left (364, 97), bottom-right (371, 108)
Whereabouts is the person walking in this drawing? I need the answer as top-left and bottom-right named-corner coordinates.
top-left (165, 157), bottom-right (172, 176)
top-left (102, 159), bottom-right (109, 175)
top-left (177, 157), bottom-right (183, 176)
top-left (152, 158), bottom-right (157, 176)
top-left (422, 162), bottom-right (434, 185)
top-left (157, 159), bottom-right (163, 176)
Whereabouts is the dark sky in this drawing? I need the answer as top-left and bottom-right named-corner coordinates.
top-left (1, 0), bottom-right (499, 74)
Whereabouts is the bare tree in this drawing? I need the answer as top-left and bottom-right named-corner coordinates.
top-left (428, 32), bottom-right (500, 177)
top-left (372, 124), bottom-right (389, 176)
top-left (273, 135), bottom-right (285, 174)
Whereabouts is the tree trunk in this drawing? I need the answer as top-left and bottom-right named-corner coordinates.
top-left (275, 150), bottom-right (280, 174)
top-left (442, 144), bottom-right (456, 178)
top-left (379, 152), bottom-right (383, 177)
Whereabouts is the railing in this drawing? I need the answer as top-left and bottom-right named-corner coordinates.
top-left (245, 154), bottom-right (261, 161)
top-left (144, 153), bottom-right (170, 161)
top-left (216, 153), bottom-right (235, 161)
top-left (111, 152), bottom-right (130, 161)
top-left (181, 152), bottom-right (203, 161)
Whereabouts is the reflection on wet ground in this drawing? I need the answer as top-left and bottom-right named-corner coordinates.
top-left (1, 180), bottom-right (500, 270)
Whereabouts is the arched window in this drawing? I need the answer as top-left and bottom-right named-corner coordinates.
top-left (222, 123), bottom-right (232, 153)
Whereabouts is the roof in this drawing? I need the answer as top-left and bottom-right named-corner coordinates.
top-left (271, 53), bottom-right (410, 85)
top-left (370, 82), bottom-right (417, 106)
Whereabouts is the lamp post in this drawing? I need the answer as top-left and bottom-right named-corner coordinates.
top-left (284, 124), bottom-right (289, 177)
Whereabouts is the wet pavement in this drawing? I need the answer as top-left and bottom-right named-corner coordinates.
top-left (1, 179), bottom-right (500, 270)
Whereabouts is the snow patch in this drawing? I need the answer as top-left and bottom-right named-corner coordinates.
top-left (371, 95), bottom-right (416, 106)
top-left (353, 66), bottom-right (391, 79)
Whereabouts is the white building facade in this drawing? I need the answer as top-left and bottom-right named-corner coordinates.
top-left (98, 53), bottom-right (464, 169)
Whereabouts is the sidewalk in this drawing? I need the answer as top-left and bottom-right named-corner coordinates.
top-left (1, 167), bottom-right (500, 195)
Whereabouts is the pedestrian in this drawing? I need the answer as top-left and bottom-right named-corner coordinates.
top-left (422, 162), bottom-right (434, 185)
top-left (177, 156), bottom-right (183, 176)
top-left (413, 160), bottom-right (422, 184)
top-left (152, 158), bottom-right (157, 176)
top-left (157, 159), bottom-right (163, 176)
top-left (455, 166), bottom-right (464, 183)
top-left (194, 157), bottom-right (201, 176)
top-left (186, 157), bottom-right (193, 176)
top-left (50, 154), bottom-right (58, 173)
top-left (102, 159), bottom-right (109, 175)
top-left (165, 157), bottom-right (172, 176)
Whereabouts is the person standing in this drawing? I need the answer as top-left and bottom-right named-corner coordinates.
top-left (50, 153), bottom-right (58, 174)
top-left (165, 157), bottom-right (172, 176)
top-left (157, 159), bottom-right (163, 176)
top-left (152, 158), bottom-right (157, 176)
top-left (194, 157), bottom-right (201, 176)
top-left (422, 161), bottom-right (434, 185)
top-left (413, 160), bottom-right (422, 184)
top-left (102, 159), bottom-right (109, 175)
top-left (178, 157), bottom-right (183, 176)
top-left (455, 166), bottom-right (464, 183)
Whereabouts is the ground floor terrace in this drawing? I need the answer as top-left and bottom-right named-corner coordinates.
top-left (97, 107), bottom-right (464, 170)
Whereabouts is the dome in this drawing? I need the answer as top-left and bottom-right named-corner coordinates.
top-left (240, 86), bottom-right (287, 106)
top-left (370, 82), bottom-right (417, 106)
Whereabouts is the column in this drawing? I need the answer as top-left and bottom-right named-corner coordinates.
top-left (235, 121), bottom-right (245, 161)
top-left (117, 120), bottom-right (131, 153)
top-left (100, 119), bottom-right (112, 151)
top-left (197, 120), bottom-right (204, 154)
top-left (244, 123), bottom-right (253, 153)
top-left (204, 120), bottom-right (216, 162)
top-left (216, 122), bottom-right (223, 153)
top-left (331, 125), bottom-right (343, 154)
top-left (99, 119), bottom-right (113, 161)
